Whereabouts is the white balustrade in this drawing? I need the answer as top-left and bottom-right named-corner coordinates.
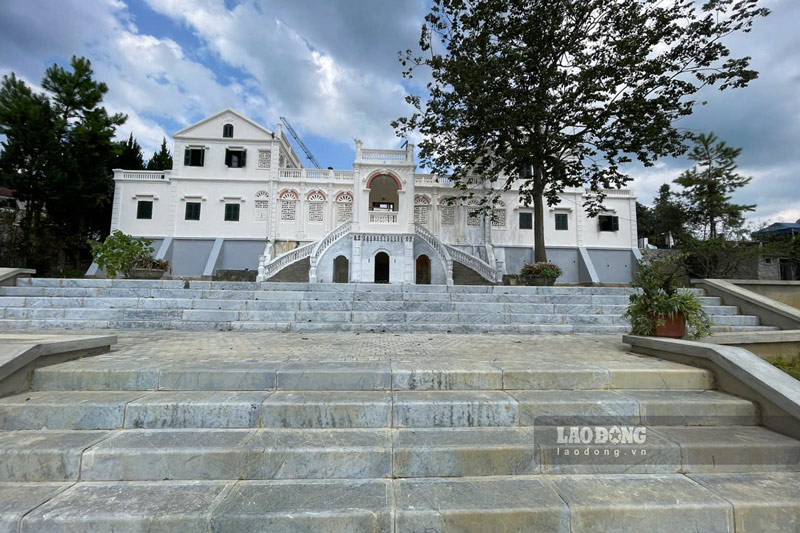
top-left (277, 169), bottom-right (354, 182)
top-left (116, 170), bottom-right (168, 181)
top-left (259, 241), bottom-right (316, 280)
top-left (361, 149), bottom-right (408, 162)
top-left (413, 223), bottom-right (453, 285)
top-left (369, 211), bottom-right (398, 224)
top-left (444, 244), bottom-right (498, 283)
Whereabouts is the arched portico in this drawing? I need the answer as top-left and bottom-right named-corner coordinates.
top-left (367, 173), bottom-right (401, 212)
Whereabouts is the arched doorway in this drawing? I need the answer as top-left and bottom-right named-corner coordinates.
top-left (374, 252), bottom-right (390, 283)
top-left (416, 255), bottom-right (431, 284)
top-left (368, 175), bottom-right (400, 212)
top-left (333, 255), bottom-right (349, 283)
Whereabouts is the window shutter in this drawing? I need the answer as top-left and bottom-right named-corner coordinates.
top-left (184, 149), bottom-right (190, 166)
top-left (225, 150), bottom-right (231, 167)
top-left (240, 150), bottom-right (246, 167)
top-left (612, 216), bottom-right (619, 231)
top-left (199, 150), bottom-right (205, 167)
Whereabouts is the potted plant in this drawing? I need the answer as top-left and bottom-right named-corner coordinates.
top-left (91, 231), bottom-right (170, 279)
top-left (520, 262), bottom-right (563, 286)
top-left (623, 255), bottom-right (711, 338)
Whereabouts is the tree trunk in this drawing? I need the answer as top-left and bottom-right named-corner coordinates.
top-left (533, 165), bottom-right (547, 263)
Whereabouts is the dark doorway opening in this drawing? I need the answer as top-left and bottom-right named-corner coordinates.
top-left (375, 252), bottom-right (390, 283)
top-left (333, 255), bottom-right (349, 283)
top-left (416, 255), bottom-right (431, 284)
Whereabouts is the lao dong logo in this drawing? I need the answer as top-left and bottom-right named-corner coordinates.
top-left (556, 425), bottom-right (646, 445)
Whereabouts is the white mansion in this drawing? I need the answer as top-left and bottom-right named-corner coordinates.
top-left (103, 109), bottom-right (640, 284)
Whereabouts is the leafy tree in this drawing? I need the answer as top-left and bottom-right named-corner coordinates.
top-left (636, 202), bottom-right (656, 245)
top-left (0, 56), bottom-right (126, 272)
top-left (674, 132), bottom-right (755, 239)
top-left (113, 133), bottom-right (145, 171)
top-left (394, 0), bottom-right (769, 262)
top-left (146, 137), bottom-right (173, 171)
top-left (650, 184), bottom-right (689, 247)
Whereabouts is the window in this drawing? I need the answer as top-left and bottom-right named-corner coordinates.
top-left (467, 200), bottom-right (481, 226)
top-left (257, 150), bottom-right (271, 169)
top-left (279, 191), bottom-right (298, 221)
top-left (224, 203), bottom-right (240, 221)
top-left (414, 195), bottom-right (430, 225)
top-left (764, 257), bottom-right (773, 265)
top-left (136, 200), bottom-right (153, 220)
top-left (183, 148), bottom-right (205, 167)
top-left (599, 215), bottom-right (619, 232)
top-left (555, 213), bottom-right (569, 231)
top-left (222, 124), bottom-right (233, 138)
top-left (440, 198), bottom-right (456, 226)
top-left (225, 149), bottom-right (246, 168)
top-left (185, 202), bottom-right (201, 221)
top-left (491, 201), bottom-right (506, 227)
top-left (336, 192), bottom-right (353, 222)
top-left (254, 190), bottom-right (269, 220)
top-left (519, 212), bottom-right (532, 230)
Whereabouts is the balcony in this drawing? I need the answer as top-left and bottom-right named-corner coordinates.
top-left (278, 169), bottom-right (354, 181)
top-left (114, 170), bottom-right (169, 181)
top-left (369, 211), bottom-right (398, 224)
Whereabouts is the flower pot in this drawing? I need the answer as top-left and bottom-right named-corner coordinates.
top-left (129, 268), bottom-right (165, 280)
top-left (523, 276), bottom-right (556, 286)
top-left (653, 312), bottom-right (686, 338)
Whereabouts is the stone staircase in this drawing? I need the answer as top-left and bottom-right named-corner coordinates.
top-left (0, 337), bottom-right (798, 531)
top-left (0, 278), bottom-right (778, 334)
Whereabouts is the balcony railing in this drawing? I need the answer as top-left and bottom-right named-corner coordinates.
top-left (360, 149), bottom-right (410, 162)
top-left (369, 211), bottom-right (398, 224)
top-left (278, 169), bottom-right (354, 181)
top-left (115, 170), bottom-right (169, 181)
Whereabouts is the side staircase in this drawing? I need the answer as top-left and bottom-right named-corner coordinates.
top-left (0, 278), bottom-right (779, 333)
top-left (0, 347), bottom-right (798, 530)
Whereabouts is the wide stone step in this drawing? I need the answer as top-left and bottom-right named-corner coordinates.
top-left (32, 360), bottom-right (714, 392)
top-left (6, 473), bottom-right (799, 532)
top-left (0, 390), bottom-right (758, 430)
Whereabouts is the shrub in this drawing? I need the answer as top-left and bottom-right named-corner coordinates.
top-left (623, 255), bottom-right (711, 338)
top-left (772, 353), bottom-right (800, 381)
top-left (90, 231), bottom-right (155, 278)
top-left (520, 262), bottom-right (563, 280)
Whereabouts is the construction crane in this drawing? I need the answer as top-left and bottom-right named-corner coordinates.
top-left (279, 117), bottom-right (322, 169)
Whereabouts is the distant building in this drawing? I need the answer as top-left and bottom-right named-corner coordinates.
top-left (102, 109), bottom-right (641, 283)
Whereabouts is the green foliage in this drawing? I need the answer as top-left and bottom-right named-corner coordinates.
top-left (0, 56), bottom-right (126, 273)
top-left (394, 0), bottom-right (768, 263)
top-left (771, 354), bottom-right (800, 381)
top-left (674, 133), bottom-right (755, 239)
top-left (520, 262), bottom-right (563, 280)
top-left (113, 133), bottom-right (144, 170)
top-left (90, 230), bottom-right (155, 278)
top-left (146, 137), bottom-right (173, 171)
top-left (680, 236), bottom-right (761, 279)
top-left (623, 256), bottom-right (711, 339)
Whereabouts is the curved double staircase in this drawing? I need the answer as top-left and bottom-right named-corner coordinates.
top-left (256, 223), bottom-right (501, 285)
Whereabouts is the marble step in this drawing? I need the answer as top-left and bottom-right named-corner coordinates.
top-left (32, 359), bottom-right (714, 392)
top-left (0, 390), bottom-right (759, 430)
top-left (1, 426), bottom-right (796, 482)
top-left (4, 473), bottom-right (800, 532)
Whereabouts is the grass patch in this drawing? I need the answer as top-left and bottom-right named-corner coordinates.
top-left (771, 353), bottom-right (800, 380)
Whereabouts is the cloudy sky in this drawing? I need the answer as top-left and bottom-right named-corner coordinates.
top-left (1, 0), bottom-right (798, 225)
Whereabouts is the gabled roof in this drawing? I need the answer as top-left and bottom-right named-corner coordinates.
top-left (753, 221), bottom-right (800, 236)
top-left (174, 108), bottom-right (274, 138)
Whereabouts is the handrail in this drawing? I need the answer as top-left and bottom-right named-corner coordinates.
top-left (258, 241), bottom-right (316, 281)
top-left (445, 244), bottom-right (498, 283)
top-left (308, 221), bottom-right (352, 283)
top-left (413, 223), bottom-right (453, 285)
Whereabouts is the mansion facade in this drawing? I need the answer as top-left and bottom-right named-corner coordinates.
top-left (102, 109), bottom-right (640, 284)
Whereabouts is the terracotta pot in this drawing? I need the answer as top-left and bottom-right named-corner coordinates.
top-left (653, 312), bottom-right (686, 338)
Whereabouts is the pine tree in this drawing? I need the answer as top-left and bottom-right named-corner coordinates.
top-left (674, 133), bottom-right (756, 239)
top-left (146, 137), bottom-right (173, 171)
top-left (113, 133), bottom-right (145, 170)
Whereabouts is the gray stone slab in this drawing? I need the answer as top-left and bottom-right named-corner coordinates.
top-left (260, 391), bottom-right (392, 428)
top-left (181, 309), bottom-right (239, 321)
top-left (690, 472), bottom-right (800, 532)
top-left (392, 362), bottom-right (503, 390)
top-left (392, 391), bottom-right (519, 427)
top-left (629, 390), bottom-right (759, 426)
top-left (551, 473), bottom-right (733, 532)
top-left (191, 299), bottom-right (248, 310)
top-left (395, 477), bottom-right (569, 533)
top-left (512, 390), bottom-right (640, 426)
top-left (20, 480), bottom-right (230, 532)
top-left (0, 391), bottom-right (146, 430)
top-left (34, 367), bottom-right (158, 391)
top-left (0, 431), bottom-right (110, 481)
top-left (0, 482), bottom-right (72, 533)
top-left (158, 363), bottom-right (279, 391)
top-left (124, 391), bottom-right (270, 429)
top-left (277, 362), bottom-right (391, 391)
top-left (210, 479), bottom-right (392, 532)
top-left (393, 427), bottom-right (537, 477)
top-left (651, 425), bottom-right (800, 472)
top-left (81, 429), bottom-right (255, 480)
top-left (607, 365), bottom-right (714, 390)
top-left (499, 362), bottom-right (610, 390)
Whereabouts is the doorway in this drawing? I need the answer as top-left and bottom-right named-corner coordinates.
top-left (416, 254), bottom-right (431, 284)
top-left (374, 252), bottom-right (390, 283)
top-left (333, 255), bottom-right (349, 283)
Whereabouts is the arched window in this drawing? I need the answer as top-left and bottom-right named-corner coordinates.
top-left (336, 192), bottom-right (353, 222)
top-left (254, 190), bottom-right (269, 221)
top-left (492, 200), bottom-right (506, 228)
top-left (439, 197), bottom-right (456, 226)
top-left (414, 195), bottom-right (431, 225)
top-left (279, 190), bottom-right (298, 221)
top-left (307, 191), bottom-right (326, 222)
top-left (467, 199), bottom-right (482, 226)
top-left (222, 124), bottom-right (233, 138)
